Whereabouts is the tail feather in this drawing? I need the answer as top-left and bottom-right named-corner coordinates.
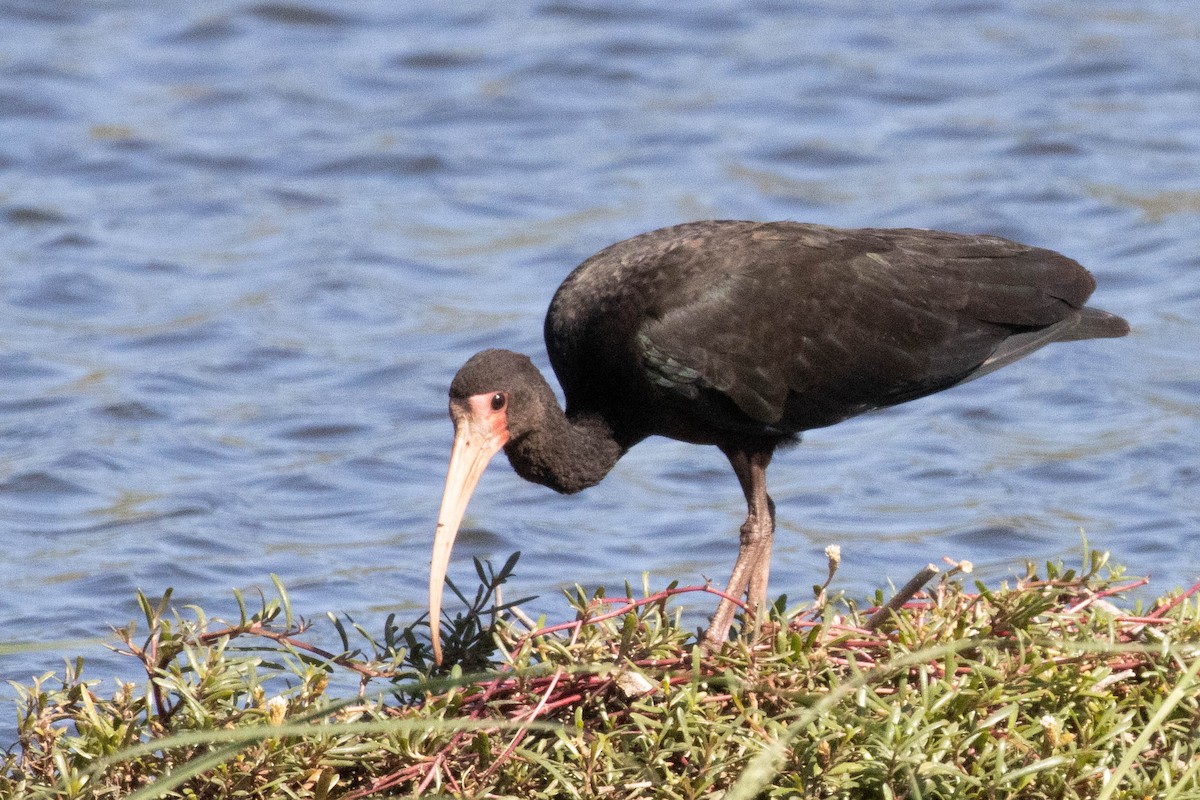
top-left (960, 306), bottom-right (1129, 385)
top-left (1055, 306), bottom-right (1130, 341)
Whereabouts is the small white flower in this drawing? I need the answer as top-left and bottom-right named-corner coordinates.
top-left (1040, 715), bottom-right (1060, 747)
top-left (266, 695), bottom-right (288, 726)
top-left (825, 545), bottom-right (842, 572)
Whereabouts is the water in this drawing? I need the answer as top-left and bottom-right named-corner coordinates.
top-left (2, 0), bottom-right (1198, 736)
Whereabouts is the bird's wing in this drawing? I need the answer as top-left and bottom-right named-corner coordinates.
top-left (637, 225), bottom-right (1101, 435)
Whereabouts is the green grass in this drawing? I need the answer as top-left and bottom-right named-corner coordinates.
top-left (4, 545), bottom-right (1200, 799)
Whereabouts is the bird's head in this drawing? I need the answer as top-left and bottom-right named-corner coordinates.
top-left (429, 349), bottom-right (540, 664)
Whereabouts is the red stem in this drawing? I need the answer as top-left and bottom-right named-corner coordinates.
top-left (1148, 579), bottom-right (1200, 619)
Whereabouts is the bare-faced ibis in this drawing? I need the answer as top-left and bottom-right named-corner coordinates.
top-left (429, 220), bottom-right (1129, 663)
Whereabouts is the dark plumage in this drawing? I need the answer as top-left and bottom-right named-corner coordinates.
top-left (430, 220), bottom-right (1129, 663)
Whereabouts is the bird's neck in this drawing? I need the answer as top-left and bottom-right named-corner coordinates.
top-left (504, 408), bottom-right (623, 495)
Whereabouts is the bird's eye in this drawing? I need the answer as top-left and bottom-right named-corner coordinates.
top-left (491, 393), bottom-right (506, 411)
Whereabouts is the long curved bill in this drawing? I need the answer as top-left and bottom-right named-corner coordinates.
top-left (430, 397), bottom-right (509, 664)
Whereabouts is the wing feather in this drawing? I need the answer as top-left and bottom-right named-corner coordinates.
top-left (635, 223), bottom-right (1111, 435)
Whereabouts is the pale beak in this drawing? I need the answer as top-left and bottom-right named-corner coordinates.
top-left (430, 396), bottom-right (508, 665)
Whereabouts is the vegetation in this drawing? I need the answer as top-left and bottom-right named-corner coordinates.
top-left (4, 545), bottom-right (1200, 799)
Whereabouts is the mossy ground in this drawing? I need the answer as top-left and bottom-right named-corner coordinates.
top-left (4, 546), bottom-right (1200, 799)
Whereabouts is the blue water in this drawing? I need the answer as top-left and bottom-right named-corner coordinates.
top-left (2, 0), bottom-right (1198, 738)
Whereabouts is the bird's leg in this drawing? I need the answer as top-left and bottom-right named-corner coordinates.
top-left (705, 447), bottom-right (775, 647)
